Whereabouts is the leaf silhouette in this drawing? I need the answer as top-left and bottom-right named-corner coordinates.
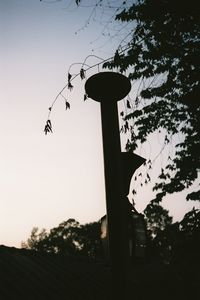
top-left (132, 189), bottom-right (136, 195)
top-left (44, 119), bottom-right (52, 135)
top-left (65, 101), bottom-right (70, 110)
top-left (80, 68), bottom-right (86, 80)
top-left (68, 72), bottom-right (72, 82)
top-left (124, 120), bottom-right (129, 132)
top-left (147, 173), bottom-right (151, 182)
top-left (84, 94), bottom-right (88, 101)
top-left (68, 82), bottom-right (73, 91)
top-left (127, 99), bottom-right (131, 109)
top-left (114, 50), bottom-right (121, 66)
top-left (47, 119), bottom-right (52, 127)
top-left (135, 96), bottom-right (139, 105)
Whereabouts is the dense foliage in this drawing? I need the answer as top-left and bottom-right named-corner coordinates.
top-left (22, 207), bottom-right (200, 267)
top-left (22, 219), bottom-right (103, 259)
top-left (102, 0), bottom-right (200, 203)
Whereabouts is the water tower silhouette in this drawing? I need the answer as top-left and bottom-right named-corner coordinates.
top-left (85, 72), bottom-right (145, 297)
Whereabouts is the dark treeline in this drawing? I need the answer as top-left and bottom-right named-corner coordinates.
top-left (21, 218), bottom-right (103, 259)
top-left (22, 206), bottom-right (200, 266)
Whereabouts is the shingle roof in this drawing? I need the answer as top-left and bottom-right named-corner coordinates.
top-left (0, 245), bottom-right (111, 300)
top-left (0, 244), bottom-right (199, 300)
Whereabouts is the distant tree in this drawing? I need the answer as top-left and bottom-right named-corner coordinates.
top-left (179, 207), bottom-right (200, 234)
top-left (176, 208), bottom-right (200, 261)
top-left (144, 200), bottom-right (173, 239)
top-left (21, 227), bottom-right (48, 251)
top-left (76, 221), bottom-right (103, 258)
top-left (144, 206), bottom-right (200, 264)
top-left (22, 218), bottom-right (103, 259)
top-left (143, 200), bottom-right (173, 262)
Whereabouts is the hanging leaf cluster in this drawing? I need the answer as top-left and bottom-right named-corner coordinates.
top-left (44, 65), bottom-right (90, 135)
top-left (80, 68), bottom-right (86, 79)
top-left (44, 120), bottom-right (52, 135)
top-left (65, 100), bottom-right (70, 110)
top-left (68, 73), bottom-right (74, 91)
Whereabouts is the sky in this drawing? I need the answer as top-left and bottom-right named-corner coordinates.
top-left (0, 0), bottom-right (199, 248)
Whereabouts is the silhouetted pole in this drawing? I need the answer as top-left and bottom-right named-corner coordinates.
top-left (101, 99), bottom-right (130, 298)
top-left (85, 72), bottom-right (132, 297)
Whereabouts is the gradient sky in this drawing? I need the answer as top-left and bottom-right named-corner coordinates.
top-left (1, 0), bottom-right (198, 248)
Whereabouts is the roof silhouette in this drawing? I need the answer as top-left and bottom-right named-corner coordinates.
top-left (0, 245), bottom-right (111, 300)
top-left (0, 244), bottom-right (199, 300)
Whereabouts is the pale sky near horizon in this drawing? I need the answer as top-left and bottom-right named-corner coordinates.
top-left (1, 0), bottom-right (199, 248)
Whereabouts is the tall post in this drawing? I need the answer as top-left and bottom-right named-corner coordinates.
top-left (100, 99), bottom-right (130, 297)
top-left (85, 72), bottom-right (145, 298)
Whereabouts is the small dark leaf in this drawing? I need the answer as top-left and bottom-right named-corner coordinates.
top-left (147, 173), bottom-right (151, 181)
top-left (48, 107), bottom-right (52, 111)
top-left (164, 135), bottom-right (169, 143)
top-left (140, 89), bottom-right (152, 99)
top-left (80, 68), bottom-right (86, 80)
top-left (84, 94), bottom-right (88, 101)
top-left (127, 99), bottom-right (131, 109)
top-left (114, 50), bottom-right (121, 66)
top-left (68, 81), bottom-right (73, 91)
top-left (44, 126), bottom-right (48, 135)
top-left (132, 189), bottom-right (136, 195)
top-left (135, 96), bottom-right (139, 105)
top-left (68, 73), bottom-right (72, 82)
top-left (186, 190), bottom-right (200, 201)
top-left (44, 119), bottom-right (52, 135)
top-left (65, 101), bottom-right (70, 110)
top-left (124, 120), bottom-right (129, 132)
top-left (47, 119), bottom-right (52, 127)
top-left (120, 111), bottom-right (124, 117)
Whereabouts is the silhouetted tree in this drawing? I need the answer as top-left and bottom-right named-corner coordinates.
top-left (143, 200), bottom-right (173, 263)
top-left (144, 200), bottom-right (173, 238)
top-left (76, 221), bottom-right (103, 258)
top-left (176, 208), bottom-right (200, 261)
top-left (21, 227), bottom-right (48, 251)
top-left (22, 218), bottom-right (103, 259)
top-left (144, 206), bottom-right (200, 265)
top-left (103, 0), bottom-right (200, 203)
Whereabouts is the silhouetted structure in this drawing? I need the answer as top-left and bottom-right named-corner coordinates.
top-left (0, 245), bottom-right (111, 300)
top-left (101, 209), bottom-right (146, 264)
top-left (85, 72), bottom-right (146, 298)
